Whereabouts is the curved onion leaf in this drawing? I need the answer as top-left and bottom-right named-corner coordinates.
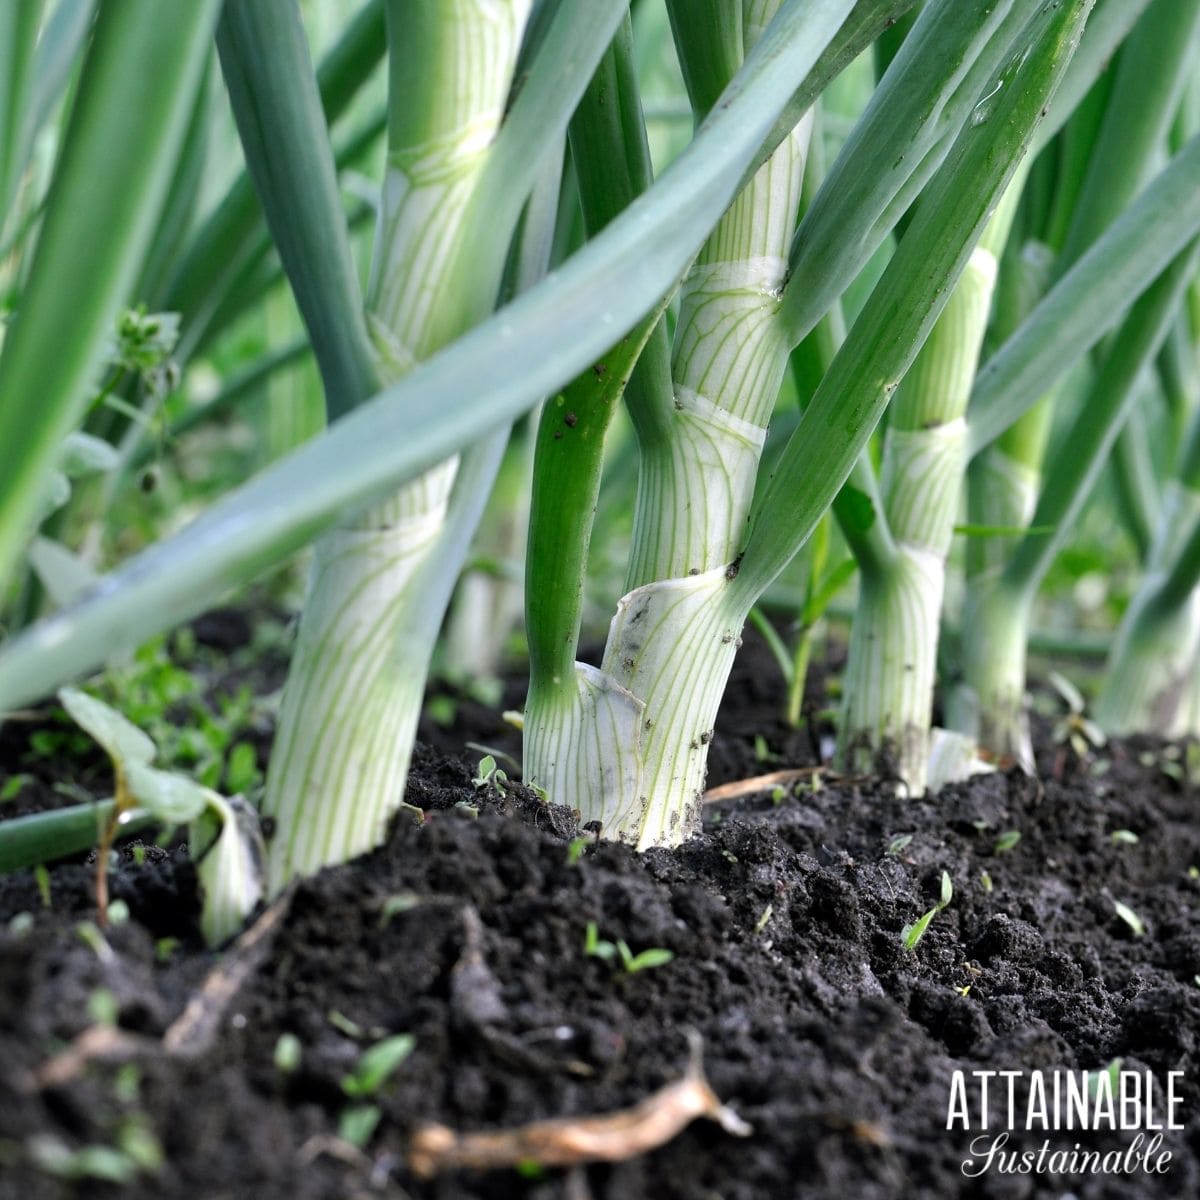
top-left (0, 0), bottom-right (856, 712)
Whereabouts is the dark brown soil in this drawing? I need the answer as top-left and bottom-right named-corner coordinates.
top-left (1, 630), bottom-right (1198, 1199)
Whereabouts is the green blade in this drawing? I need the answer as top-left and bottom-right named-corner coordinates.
top-left (967, 135), bottom-right (1200, 455)
top-left (1003, 238), bottom-right (1200, 596)
top-left (163, 0), bottom-right (385, 341)
top-left (216, 0), bottom-right (378, 421)
top-left (0, 0), bottom-right (42, 222)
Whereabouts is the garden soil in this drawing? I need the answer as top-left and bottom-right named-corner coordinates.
top-left (1, 623), bottom-right (1198, 1199)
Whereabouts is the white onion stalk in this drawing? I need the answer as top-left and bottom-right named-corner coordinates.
top-left (837, 242), bottom-right (998, 792)
top-left (1095, 481), bottom-right (1200, 735)
top-left (263, 0), bottom-right (532, 891)
top-left (525, 43), bottom-right (811, 847)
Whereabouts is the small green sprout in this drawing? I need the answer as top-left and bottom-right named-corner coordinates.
top-left (27, 1135), bottom-right (141, 1185)
top-left (327, 1010), bottom-right (367, 1039)
top-left (131, 845), bottom-right (147, 866)
top-left (224, 742), bottom-right (261, 795)
top-left (87, 988), bottom-right (119, 1027)
top-left (753, 735), bottom-right (776, 763)
top-left (106, 899), bottom-right (130, 925)
top-left (57, 688), bottom-right (263, 946)
top-left (155, 937), bottom-right (179, 963)
top-left (1189, 866), bottom-right (1200, 881)
top-left (34, 864), bottom-right (51, 908)
top-left (980, 871), bottom-right (994, 894)
top-left (1086, 1058), bottom-right (1124, 1099)
top-left (8, 912), bottom-right (34, 937)
top-left (1048, 671), bottom-right (1106, 759)
top-left (754, 904), bottom-right (774, 934)
top-left (338, 1104), bottom-right (381, 1148)
top-left (472, 753), bottom-right (508, 797)
top-left (378, 893), bottom-right (421, 928)
top-left (113, 1064), bottom-right (140, 1104)
top-left (584, 920), bottom-right (616, 962)
top-left (886, 833), bottom-right (913, 855)
top-left (1, 774), bottom-right (31, 802)
top-left (114, 1118), bottom-right (163, 1174)
top-left (901, 871), bottom-right (953, 951)
top-left (75, 920), bottom-right (115, 964)
top-left (994, 830), bottom-right (1021, 853)
top-left (341, 1034), bottom-right (415, 1098)
top-left (619, 943), bottom-right (675, 973)
top-left (566, 836), bottom-right (589, 865)
top-left (1109, 829), bottom-right (1139, 845)
top-left (274, 1033), bottom-right (302, 1075)
top-left (1113, 900), bottom-right (1145, 937)
top-left (425, 695), bottom-right (458, 727)
top-left (584, 922), bottom-right (674, 973)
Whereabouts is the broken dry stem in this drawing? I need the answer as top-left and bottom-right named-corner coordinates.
top-left (408, 1033), bottom-right (751, 1178)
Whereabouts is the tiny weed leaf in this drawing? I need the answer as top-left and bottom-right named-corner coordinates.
top-left (1113, 900), bottom-right (1145, 937)
top-left (274, 1033), bottom-right (302, 1074)
top-left (1085, 1058), bottom-right (1123, 1099)
top-left (34, 864), bottom-right (51, 908)
top-left (342, 1033), bottom-right (415, 1098)
top-left (886, 834), bottom-right (913, 855)
top-left (58, 687), bottom-right (155, 768)
top-left (584, 921), bottom-right (616, 961)
top-left (994, 830), bottom-right (1021, 853)
top-left (1, 774), bottom-right (31, 802)
top-left (338, 1104), bottom-right (381, 1148)
top-left (126, 762), bottom-right (208, 825)
top-left (938, 870), bottom-right (953, 909)
top-left (378, 893), bottom-right (421, 927)
top-left (27, 1135), bottom-right (139, 1184)
top-left (1047, 670), bottom-right (1085, 714)
top-left (621, 946), bottom-right (674, 973)
top-left (902, 908), bottom-right (937, 951)
top-left (1109, 829), bottom-right (1139, 845)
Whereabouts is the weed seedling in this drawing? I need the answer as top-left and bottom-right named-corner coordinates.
top-left (33, 863), bottom-right (51, 908)
top-left (342, 1034), bottom-right (415, 1098)
top-left (338, 1105), bottom-right (381, 1149)
top-left (584, 921), bottom-right (673, 973)
top-left (1113, 900), bottom-right (1146, 937)
top-left (274, 1033), bottom-right (302, 1075)
top-left (902, 871), bottom-right (953, 951)
top-left (472, 754), bottom-right (509, 798)
top-left (1048, 671), bottom-right (1106, 762)
top-left (993, 830), bottom-right (1021, 853)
